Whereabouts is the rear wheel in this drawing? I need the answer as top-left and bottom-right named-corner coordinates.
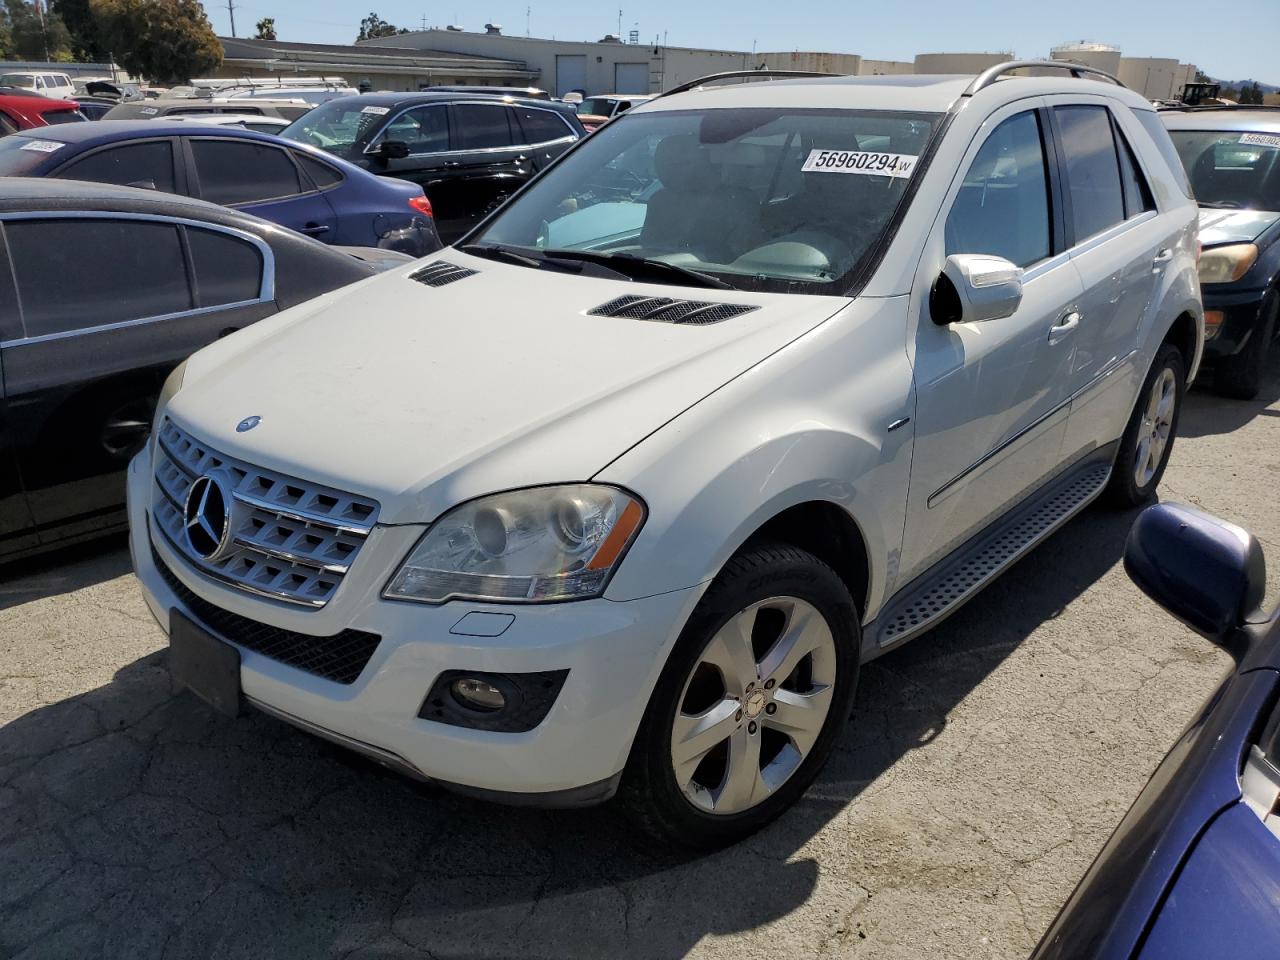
top-left (1216, 291), bottom-right (1278, 401)
top-left (619, 543), bottom-right (859, 848)
top-left (1105, 343), bottom-right (1185, 507)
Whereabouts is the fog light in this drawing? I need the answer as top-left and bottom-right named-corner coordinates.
top-left (450, 677), bottom-right (506, 712)
top-left (1204, 309), bottom-right (1224, 340)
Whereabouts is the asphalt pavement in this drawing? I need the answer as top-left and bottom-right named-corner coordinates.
top-left (3, 357), bottom-right (1278, 959)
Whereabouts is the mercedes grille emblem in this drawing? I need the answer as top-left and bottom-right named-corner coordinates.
top-left (183, 474), bottom-right (233, 561)
top-left (236, 415), bottom-right (262, 433)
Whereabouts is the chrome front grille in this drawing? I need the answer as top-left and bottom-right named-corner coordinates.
top-left (152, 419), bottom-right (380, 608)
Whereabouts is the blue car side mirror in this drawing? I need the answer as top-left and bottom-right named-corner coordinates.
top-left (1125, 502), bottom-right (1267, 651)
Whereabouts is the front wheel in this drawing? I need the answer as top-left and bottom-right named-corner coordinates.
top-left (1216, 291), bottom-right (1277, 401)
top-left (1105, 343), bottom-right (1185, 507)
top-left (619, 544), bottom-right (860, 848)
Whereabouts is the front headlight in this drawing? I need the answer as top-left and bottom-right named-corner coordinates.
top-left (1198, 243), bottom-right (1258, 284)
top-left (384, 484), bottom-right (645, 604)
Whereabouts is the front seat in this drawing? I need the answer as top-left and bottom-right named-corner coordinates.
top-left (641, 134), bottom-right (744, 262)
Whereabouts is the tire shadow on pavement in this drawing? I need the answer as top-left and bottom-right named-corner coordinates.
top-left (1179, 352), bottom-right (1280, 438)
top-left (0, 507), bottom-right (1137, 960)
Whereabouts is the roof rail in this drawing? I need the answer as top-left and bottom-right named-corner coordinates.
top-left (1156, 103), bottom-right (1280, 113)
top-left (963, 59), bottom-right (1125, 96)
top-left (656, 69), bottom-right (841, 101)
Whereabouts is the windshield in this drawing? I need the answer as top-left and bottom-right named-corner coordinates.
top-left (1169, 129), bottom-right (1280, 212)
top-left (280, 99), bottom-right (387, 159)
top-left (0, 74), bottom-right (35, 89)
top-left (0, 137), bottom-right (62, 175)
top-left (473, 107), bottom-right (940, 294)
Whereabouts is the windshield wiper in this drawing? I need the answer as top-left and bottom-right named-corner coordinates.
top-left (459, 243), bottom-right (564, 270)
top-left (540, 249), bottom-right (735, 290)
top-left (1198, 201), bottom-right (1243, 210)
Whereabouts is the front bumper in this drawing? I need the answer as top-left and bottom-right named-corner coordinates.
top-left (127, 447), bottom-right (702, 804)
top-left (1200, 287), bottom-right (1269, 363)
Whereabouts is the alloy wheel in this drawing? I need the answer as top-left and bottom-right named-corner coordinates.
top-left (670, 596), bottom-right (837, 815)
top-left (1134, 367), bottom-right (1176, 488)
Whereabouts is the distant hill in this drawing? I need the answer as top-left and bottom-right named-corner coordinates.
top-left (1212, 77), bottom-right (1279, 93)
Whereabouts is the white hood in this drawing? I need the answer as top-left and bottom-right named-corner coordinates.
top-left (168, 254), bottom-right (847, 524)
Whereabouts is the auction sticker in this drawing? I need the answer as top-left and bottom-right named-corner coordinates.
top-left (361, 105), bottom-right (391, 115)
top-left (803, 149), bottom-right (918, 178)
top-left (19, 140), bottom-right (63, 153)
top-left (1240, 132), bottom-right (1280, 148)
top-left (139, 107), bottom-right (158, 115)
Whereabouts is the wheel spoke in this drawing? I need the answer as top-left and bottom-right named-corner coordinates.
top-left (716, 725), bottom-right (764, 813)
top-left (671, 698), bottom-right (739, 782)
top-left (701, 611), bottom-right (760, 691)
top-left (764, 685), bottom-right (833, 756)
top-left (1155, 387), bottom-right (1175, 423)
top-left (758, 604), bottom-right (822, 687)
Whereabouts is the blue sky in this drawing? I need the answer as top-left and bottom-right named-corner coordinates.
top-left (203, 0), bottom-right (1278, 84)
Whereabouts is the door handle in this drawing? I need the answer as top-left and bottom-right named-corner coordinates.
top-left (1152, 248), bottom-right (1174, 266)
top-left (1048, 311), bottom-right (1081, 345)
top-left (300, 223), bottom-right (330, 236)
top-left (443, 160), bottom-right (462, 168)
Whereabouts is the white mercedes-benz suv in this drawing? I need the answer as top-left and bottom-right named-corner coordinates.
top-left (129, 62), bottom-right (1203, 847)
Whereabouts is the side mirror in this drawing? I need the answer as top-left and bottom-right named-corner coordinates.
top-left (931, 254), bottom-right (1023, 325)
top-left (1125, 502), bottom-right (1266, 649)
top-left (375, 139), bottom-right (410, 160)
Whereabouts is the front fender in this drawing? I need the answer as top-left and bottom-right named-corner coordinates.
top-left (596, 297), bottom-right (915, 622)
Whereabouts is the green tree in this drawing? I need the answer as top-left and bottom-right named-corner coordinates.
top-left (50, 0), bottom-right (107, 60)
top-left (90, 0), bottom-right (222, 81)
top-left (356, 11), bottom-right (406, 41)
top-left (253, 16), bottom-right (275, 40)
top-left (4, 0), bottom-right (73, 60)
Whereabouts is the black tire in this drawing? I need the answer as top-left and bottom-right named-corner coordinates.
top-left (1105, 343), bottom-right (1186, 508)
top-left (1216, 291), bottom-right (1278, 401)
top-left (618, 542), bottom-right (860, 849)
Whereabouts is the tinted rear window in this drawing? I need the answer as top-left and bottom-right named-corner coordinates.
top-left (41, 110), bottom-right (84, 126)
top-left (191, 139), bottom-right (301, 204)
top-left (452, 104), bottom-right (514, 150)
top-left (515, 107), bottom-right (571, 144)
top-left (187, 227), bottom-right (263, 306)
top-left (1055, 105), bottom-right (1126, 242)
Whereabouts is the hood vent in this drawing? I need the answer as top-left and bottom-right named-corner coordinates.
top-left (588, 295), bottom-right (758, 325)
top-left (409, 260), bottom-right (478, 288)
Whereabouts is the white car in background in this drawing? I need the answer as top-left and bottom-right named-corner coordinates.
top-left (162, 113), bottom-right (291, 135)
top-left (130, 61), bottom-right (1203, 847)
top-left (0, 70), bottom-right (76, 99)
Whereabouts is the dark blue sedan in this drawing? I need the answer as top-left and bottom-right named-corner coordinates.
top-left (0, 120), bottom-right (441, 257)
top-left (1032, 502), bottom-right (1280, 960)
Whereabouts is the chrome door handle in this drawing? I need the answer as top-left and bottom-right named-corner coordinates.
top-left (1048, 311), bottom-right (1081, 345)
top-left (1152, 248), bottom-right (1174, 265)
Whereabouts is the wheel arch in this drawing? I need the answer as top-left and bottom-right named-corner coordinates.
top-left (1162, 309), bottom-right (1200, 376)
top-left (738, 500), bottom-right (873, 620)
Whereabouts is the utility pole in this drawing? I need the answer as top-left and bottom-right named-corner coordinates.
top-left (617, 9), bottom-right (622, 37)
top-left (226, 0), bottom-right (237, 38)
top-left (33, 0), bottom-right (50, 61)
top-left (525, 5), bottom-right (530, 37)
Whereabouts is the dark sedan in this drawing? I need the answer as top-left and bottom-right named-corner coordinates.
top-left (279, 92), bottom-right (584, 243)
top-left (0, 120), bottom-right (441, 257)
top-left (1032, 501), bottom-right (1280, 960)
top-left (0, 179), bottom-right (383, 562)
top-left (1162, 107), bottom-right (1280, 399)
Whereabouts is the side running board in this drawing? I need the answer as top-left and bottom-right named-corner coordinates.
top-left (870, 458), bottom-right (1113, 654)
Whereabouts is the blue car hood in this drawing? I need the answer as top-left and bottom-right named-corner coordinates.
top-left (1138, 802), bottom-right (1280, 958)
top-left (1199, 208), bottom-right (1280, 246)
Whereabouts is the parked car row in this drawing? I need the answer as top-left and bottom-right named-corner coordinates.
top-left (0, 178), bottom-right (391, 559)
top-left (0, 121), bottom-right (441, 256)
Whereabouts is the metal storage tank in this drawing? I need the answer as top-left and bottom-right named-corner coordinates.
top-left (1050, 41), bottom-right (1122, 78)
top-left (913, 52), bottom-right (1012, 74)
